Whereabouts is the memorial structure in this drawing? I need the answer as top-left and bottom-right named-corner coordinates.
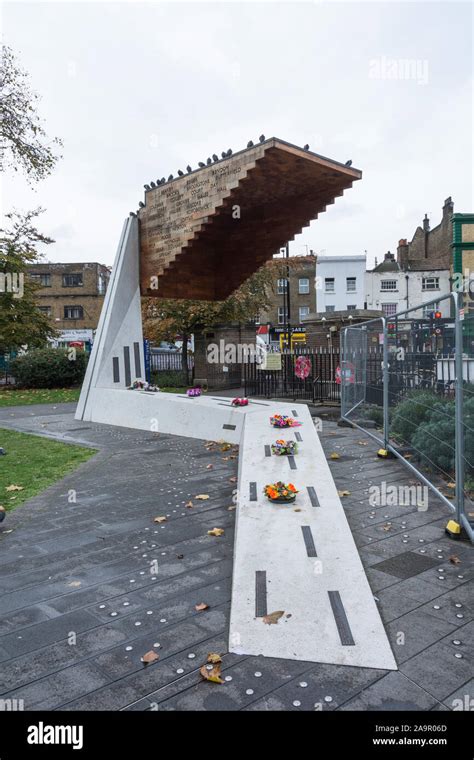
top-left (75, 138), bottom-right (397, 669)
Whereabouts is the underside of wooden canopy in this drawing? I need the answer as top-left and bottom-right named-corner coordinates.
top-left (138, 138), bottom-right (362, 301)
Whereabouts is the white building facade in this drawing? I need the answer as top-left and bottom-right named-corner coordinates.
top-left (315, 254), bottom-right (366, 313)
top-left (365, 252), bottom-right (451, 318)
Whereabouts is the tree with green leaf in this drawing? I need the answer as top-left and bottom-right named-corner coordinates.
top-left (142, 258), bottom-right (303, 381)
top-left (0, 209), bottom-right (57, 354)
top-left (0, 45), bottom-right (62, 182)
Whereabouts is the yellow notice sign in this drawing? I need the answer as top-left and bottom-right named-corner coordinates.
top-left (259, 353), bottom-right (282, 370)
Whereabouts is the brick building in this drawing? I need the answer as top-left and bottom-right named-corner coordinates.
top-left (27, 262), bottom-right (110, 348)
top-left (397, 197), bottom-right (454, 271)
top-left (258, 254), bottom-right (316, 328)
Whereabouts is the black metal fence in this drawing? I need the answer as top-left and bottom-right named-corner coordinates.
top-left (244, 347), bottom-right (343, 402)
top-left (149, 351), bottom-right (194, 373)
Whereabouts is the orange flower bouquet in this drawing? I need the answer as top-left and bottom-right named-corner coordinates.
top-left (264, 481), bottom-right (298, 503)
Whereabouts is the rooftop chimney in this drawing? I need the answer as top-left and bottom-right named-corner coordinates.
top-left (443, 196), bottom-right (454, 217)
top-left (423, 214), bottom-right (430, 232)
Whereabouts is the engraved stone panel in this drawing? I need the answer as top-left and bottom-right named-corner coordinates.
top-left (138, 138), bottom-right (361, 301)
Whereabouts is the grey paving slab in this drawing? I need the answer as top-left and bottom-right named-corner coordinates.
top-left (0, 404), bottom-right (472, 711)
top-left (337, 671), bottom-right (439, 710)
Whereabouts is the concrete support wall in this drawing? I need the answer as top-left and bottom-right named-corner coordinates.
top-left (76, 217), bottom-right (144, 420)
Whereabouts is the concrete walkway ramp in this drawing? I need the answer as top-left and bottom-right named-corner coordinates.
top-left (229, 403), bottom-right (397, 670)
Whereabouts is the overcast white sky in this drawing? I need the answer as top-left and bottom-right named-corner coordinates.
top-left (2, 0), bottom-right (473, 269)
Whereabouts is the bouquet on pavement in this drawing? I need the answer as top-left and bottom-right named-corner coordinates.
top-left (271, 439), bottom-right (298, 456)
top-left (264, 481), bottom-right (299, 503)
top-left (270, 413), bottom-right (301, 428)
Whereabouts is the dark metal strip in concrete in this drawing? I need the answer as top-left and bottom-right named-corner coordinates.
top-left (264, 445), bottom-right (271, 457)
top-left (249, 482), bottom-right (257, 501)
top-left (307, 486), bottom-right (320, 507)
top-left (295, 432), bottom-right (302, 442)
top-left (328, 590), bottom-right (355, 646)
top-left (123, 346), bottom-right (131, 387)
top-left (255, 571), bottom-right (267, 617)
top-left (112, 357), bottom-right (120, 383)
top-left (288, 455), bottom-right (297, 470)
top-left (292, 409), bottom-right (298, 417)
top-left (223, 423), bottom-right (236, 430)
top-left (133, 342), bottom-right (141, 378)
top-left (301, 525), bottom-right (317, 557)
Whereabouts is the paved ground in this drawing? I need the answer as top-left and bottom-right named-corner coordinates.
top-left (0, 403), bottom-right (472, 711)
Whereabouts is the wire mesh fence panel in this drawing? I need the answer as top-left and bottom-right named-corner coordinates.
top-left (386, 294), bottom-right (458, 496)
top-left (342, 294), bottom-right (473, 542)
top-left (341, 320), bottom-right (385, 435)
top-left (461, 307), bottom-right (474, 527)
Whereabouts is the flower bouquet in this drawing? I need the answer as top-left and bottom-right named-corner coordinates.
top-left (270, 414), bottom-right (301, 428)
top-left (264, 481), bottom-right (298, 503)
top-left (271, 439), bottom-right (298, 456)
top-left (231, 397), bottom-right (248, 407)
top-left (129, 380), bottom-right (159, 392)
top-left (129, 379), bottom-right (147, 390)
top-left (187, 387), bottom-right (202, 398)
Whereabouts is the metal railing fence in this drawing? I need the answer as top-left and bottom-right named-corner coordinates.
top-left (342, 292), bottom-right (473, 543)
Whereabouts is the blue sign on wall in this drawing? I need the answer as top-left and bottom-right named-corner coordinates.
top-left (143, 339), bottom-right (151, 382)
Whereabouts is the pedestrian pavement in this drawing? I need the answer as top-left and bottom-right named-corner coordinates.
top-left (0, 403), bottom-right (471, 711)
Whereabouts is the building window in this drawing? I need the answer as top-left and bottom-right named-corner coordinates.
top-left (30, 272), bottom-right (51, 287)
top-left (326, 305), bottom-right (335, 312)
top-left (299, 306), bottom-right (310, 322)
top-left (422, 276), bottom-right (440, 291)
top-left (278, 307), bottom-right (288, 324)
top-left (298, 278), bottom-right (310, 294)
top-left (62, 273), bottom-right (83, 287)
top-left (325, 277), bottom-right (335, 293)
top-left (423, 301), bottom-right (440, 318)
top-left (64, 305), bottom-right (84, 320)
top-left (346, 277), bottom-right (356, 292)
top-left (98, 273), bottom-right (107, 295)
top-left (277, 278), bottom-right (287, 294)
top-left (381, 279), bottom-right (397, 291)
top-left (347, 304), bottom-right (356, 311)
top-left (39, 305), bottom-right (52, 316)
top-left (382, 303), bottom-right (397, 317)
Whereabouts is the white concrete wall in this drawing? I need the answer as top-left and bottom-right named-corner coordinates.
top-left (76, 217), bottom-right (144, 420)
top-left (316, 255), bottom-right (366, 312)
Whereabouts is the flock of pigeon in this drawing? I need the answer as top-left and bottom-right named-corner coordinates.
top-left (132, 137), bottom-right (352, 214)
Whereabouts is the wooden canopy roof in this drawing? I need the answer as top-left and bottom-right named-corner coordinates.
top-left (138, 138), bottom-right (361, 301)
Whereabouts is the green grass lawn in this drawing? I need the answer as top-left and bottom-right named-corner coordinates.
top-left (0, 427), bottom-right (96, 512)
top-left (0, 387), bottom-right (81, 407)
top-left (159, 387), bottom-right (189, 394)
